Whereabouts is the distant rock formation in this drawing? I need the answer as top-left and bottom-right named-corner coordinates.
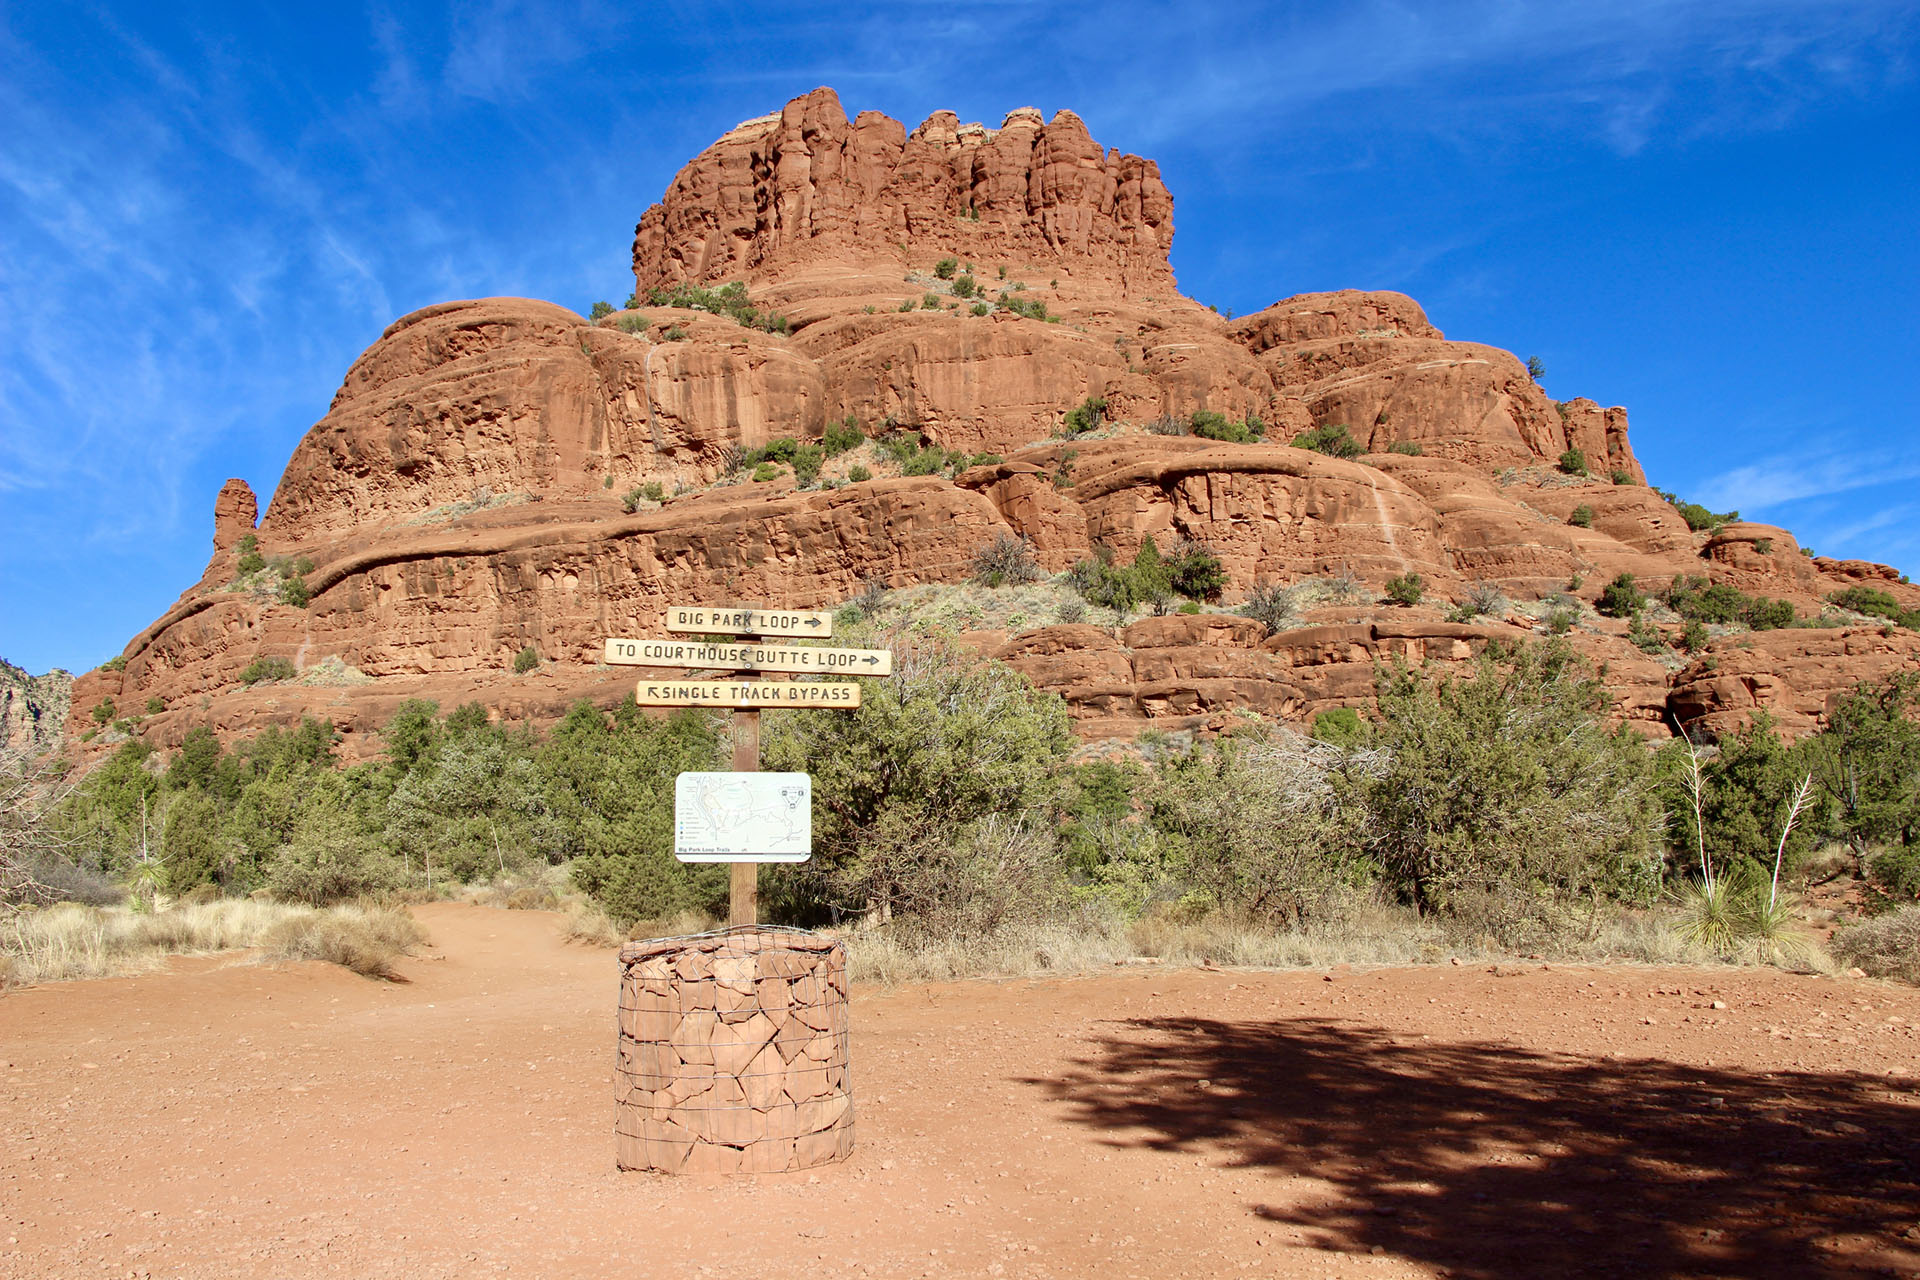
top-left (633, 87), bottom-right (1176, 297)
top-left (1, 659), bottom-right (71, 758)
top-left (61, 89), bottom-right (1920, 762)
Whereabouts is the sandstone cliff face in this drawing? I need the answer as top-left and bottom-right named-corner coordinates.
top-left (64, 88), bottom-right (1920, 761)
top-left (1, 659), bottom-right (71, 758)
top-left (633, 89), bottom-right (1175, 297)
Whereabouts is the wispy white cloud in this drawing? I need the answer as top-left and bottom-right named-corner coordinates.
top-left (1693, 452), bottom-right (1920, 513)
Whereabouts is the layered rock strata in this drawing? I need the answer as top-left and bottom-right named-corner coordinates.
top-left (64, 89), bottom-right (1920, 759)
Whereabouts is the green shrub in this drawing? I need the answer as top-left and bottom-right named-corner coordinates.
top-left (1383, 573), bottom-right (1424, 607)
top-left (643, 280), bottom-right (786, 333)
top-left (1868, 847), bottom-right (1920, 903)
top-left (90, 699), bottom-right (116, 725)
top-left (933, 257), bottom-right (958, 279)
top-left (1654, 490), bottom-right (1738, 531)
top-left (1061, 396), bottom-right (1108, 436)
top-left (1665, 575), bottom-right (1794, 630)
top-left (763, 634), bottom-right (1074, 925)
top-left (1192, 411), bottom-right (1263, 444)
top-left (619, 487), bottom-right (647, 513)
top-left (1828, 586), bottom-right (1918, 627)
top-left (1679, 619), bottom-right (1709, 652)
top-left (265, 826), bottom-right (404, 906)
top-left (624, 292), bottom-right (640, 309)
top-left (897, 299), bottom-right (915, 313)
top-left (513, 646), bottom-right (539, 674)
top-left (1627, 614), bottom-right (1666, 654)
top-left (790, 445), bottom-right (825, 487)
top-left (279, 576), bottom-right (311, 608)
top-left (1568, 505), bottom-right (1594, 528)
top-left (823, 416), bottom-right (865, 456)
top-left (589, 301), bottom-right (613, 320)
top-left (145, 696), bottom-right (165, 716)
top-left (1557, 448), bottom-right (1588, 477)
top-left (921, 293), bottom-right (942, 310)
top-left (616, 313), bottom-right (648, 334)
top-left (751, 462), bottom-right (781, 482)
top-left (1367, 641), bottom-right (1660, 925)
top-left (1387, 440), bottom-right (1424, 456)
top-left (1166, 539), bottom-right (1227, 601)
top-left (1526, 355), bottom-right (1546, 382)
top-left (997, 293), bottom-right (1049, 321)
top-left (642, 481), bottom-right (665, 503)
top-left (1610, 469), bottom-right (1633, 485)
top-left (1595, 572), bottom-right (1645, 618)
top-left (1753, 538), bottom-right (1773, 555)
top-left (661, 325), bottom-right (688, 341)
top-left (240, 657), bottom-right (297, 685)
top-left (235, 533), bottom-right (265, 576)
top-left (848, 464), bottom-right (872, 483)
top-left (970, 302), bottom-right (990, 316)
top-left (1310, 707), bottom-right (1364, 746)
top-left (1292, 423), bottom-right (1363, 458)
top-left (950, 274), bottom-right (977, 298)
top-left (1546, 606), bottom-right (1577, 635)
top-left (1803, 673), bottom-right (1920, 850)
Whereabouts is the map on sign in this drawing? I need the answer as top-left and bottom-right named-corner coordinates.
top-left (674, 771), bottom-right (812, 863)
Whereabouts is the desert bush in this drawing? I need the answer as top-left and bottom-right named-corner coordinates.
top-left (265, 824), bottom-right (405, 905)
top-left (1241, 581), bottom-right (1300, 633)
top-left (1383, 573), bottom-right (1424, 607)
top-left (235, 533), bottom-right (265, 575)
top-left (1831, 906), bottom-right (1920, 983)
top-left (1596, 572), bottom-right (1646, 618)
top-left (1801, 672), bottom-right (1920, 850)
top-left (1387, 440), bottom-right (1424, 456)
top-left (847, 463), bottom-right (872, 483)
top-left (971, 532), bottom-right (1042, 586)
top-left (822, 415), bottom-right (865, 456)
top-left (1311, 707), bottom-right (1365, 747)
top-left (1146, 726), bottom-right (1381, 925)
top-left (1459, 581), bottom-right (1506, 619)
top-left (763, 631), bottom-right (1074, 925)
top-left (1866, 846), bottom-right (1920, 903)
top-left (615, 313), bottom-right (649, 334)
top-left (933, 257), bottom-right (958, 279)
top-left (589, 300), bottom-right (613, 320)
top-left (513, 645), bottom-right (539, 674)
top-left (1610, 469), bottom-right (1633, 485)
top-left (643, 280), bottom-right (786, 332)
top-left (1057, 598), bottom-right (1087, 624)
top-left (950, 274), bottom-right (978, 299)
top-left (1828, 586), bottom-right (1918, 628)
top-left (1292, 423), bottom-right (1364, 457)
top-left (1190, 410), bottom-right (1262, 444)
top-left (751, 462), bottom-right (781, 482)
top-left (1060, 396), bottom-right (1107, 436)
top-left (1663, 575), bottom-right (1795, 630)
top-left (790, 444), bottom-right (825, 487)
top-left (1364, 641), bottom-right (1663, 927)
top-left (1526, 355), bottom-right (1546, 381)
top-left (1557, 448), bottom-right (1588, 476)
top-left (1568, 504), bottom-right (1594, 528)
top-left (996, 293), bottom-right (1049, 321)
top-left (239, 656), bottom-right (296, 685)
top-left (969, 302), bottom-right (990, 316)
top-left (279, 576), bottom-right (311, 607)
top-left (1654, 490), bottom-right (1739, 532)
top-left (1627, 614), bottom-right (1666, 654)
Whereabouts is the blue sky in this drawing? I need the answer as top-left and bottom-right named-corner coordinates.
top-left (2, 1), bottom-right (1916, 675)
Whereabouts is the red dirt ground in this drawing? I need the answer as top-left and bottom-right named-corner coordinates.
top-left (2, 903), bottom-right (1917, 1280)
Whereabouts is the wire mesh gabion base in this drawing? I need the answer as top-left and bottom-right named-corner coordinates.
top-left (614, 925), bottom-right (853, 1175)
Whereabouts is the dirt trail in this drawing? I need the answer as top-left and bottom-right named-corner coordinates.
top-left (2, 904), bottom-right (1917, 1279)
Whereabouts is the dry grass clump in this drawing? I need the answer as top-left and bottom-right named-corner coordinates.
top-left (560, 901), bottom-right (717, 949)
top-left (1, 898), bottom-right (426, 985)
top-left (258, 906), bottom-right (425, 980)
top-left (838, 902), bottom-right (1759, 985)
top-left (1832, 907), bottom-right (1920, 984)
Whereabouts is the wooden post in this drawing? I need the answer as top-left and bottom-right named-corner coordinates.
top-left (729, 705), bottom-right (760, 926)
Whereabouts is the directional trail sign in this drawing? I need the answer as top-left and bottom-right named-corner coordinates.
top-left (663, 606), bottom-right (834, 638)
top-left (673, 772), bottom-right (811, 863)
top-left (630, 679), bottom-right (860, 709)
top-left (604, 637), bottom-right (892, 676)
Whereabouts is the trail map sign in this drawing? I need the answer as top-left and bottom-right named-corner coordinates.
top-left (604, 637), bottom-right (892, 676)
top-left (663, 606), bottom-right (834, 637)
top-left (631, 679), bottom-right (861, 709)
top-left (607, 602), bottom-right (889, 925)
top-left (674, 772), bottom-right (812, 862)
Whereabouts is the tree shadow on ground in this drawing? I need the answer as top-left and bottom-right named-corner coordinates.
top-left (1031, 1017), bottom-right (1920, 1279)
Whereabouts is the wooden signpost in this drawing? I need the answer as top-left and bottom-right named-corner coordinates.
top-left (605, 606), bottom-right (887, 926)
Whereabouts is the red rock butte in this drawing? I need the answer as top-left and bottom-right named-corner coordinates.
top-left (69, 87), bottom-right (1920, 761)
